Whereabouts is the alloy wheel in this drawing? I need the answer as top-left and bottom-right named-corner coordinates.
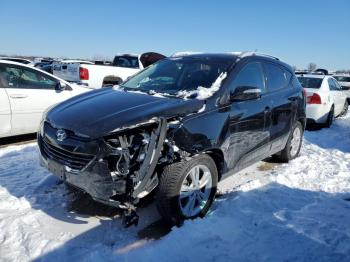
top-left (179, 164), bottom-right (213, 217)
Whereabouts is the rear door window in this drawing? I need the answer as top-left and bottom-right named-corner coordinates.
top-left (264, 63), bottom-right (290, 91)
top-left (0, 64), bottom-right (21, 88)
top-left (229, 62), bottom-right (265, 93)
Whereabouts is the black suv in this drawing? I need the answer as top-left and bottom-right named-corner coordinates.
top-left (38, 53), bottom-right (306, 226)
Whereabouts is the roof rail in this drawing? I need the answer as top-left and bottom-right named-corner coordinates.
top-left (238, 51), bottom-right (279, 61)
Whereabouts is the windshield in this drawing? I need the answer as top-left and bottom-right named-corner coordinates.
top-left (113, 56), bottom-right (139, 68)
top-left (121, 57), bottom-right (234, 97)
top-left (333, 76), bottom-right (350, 83)
top-left (297, 77), bottom-right (323, 89)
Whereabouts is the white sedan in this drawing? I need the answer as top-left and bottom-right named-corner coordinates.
top-left (298, 75), bottom-right (348, 127)
top-left (0, 60), bottom-right (90, 138)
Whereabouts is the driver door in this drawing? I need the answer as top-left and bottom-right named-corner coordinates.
top-left (227, 61), bottom-right (271, 170)
top-left (2, 64), bottom-right (72, 135)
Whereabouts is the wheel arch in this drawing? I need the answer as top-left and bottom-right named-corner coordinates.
top-left (203, 148), bottom-right (225, 181)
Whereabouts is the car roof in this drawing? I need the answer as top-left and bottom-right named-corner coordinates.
top-left (171, 52), bottom-right (293, 71)
top-left (333, 74), bottom-right (350, 77)
top-left (297, 74), bottom-right (327, 79)
top-left (60, 60), bottom-right (94, 64)
top-left (173, 52), bottom-right (239, 60)
top-left (0, 57), bottom-right (32, 62)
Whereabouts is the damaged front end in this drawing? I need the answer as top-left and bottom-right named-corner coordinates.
top-left (38, 117), bottom-right (178, 226)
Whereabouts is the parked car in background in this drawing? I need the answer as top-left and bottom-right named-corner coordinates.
top-left (0, 57), bottom-right (33, 65)
top-left (0, 60), bottom-right (90, 138)
top-left (333, 75), bottom-right (350, 102)
top-left (38, 52), bottom-right (305, 226)
top-left (298, 75), bottom-right (348, 127)
top-left (34, 60), bottom-right (56, 74)
top-left (52, 52), bottom-right (165, 88)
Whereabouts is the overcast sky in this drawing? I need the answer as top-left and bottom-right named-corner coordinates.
top-left (1, 0), bottom-right (349, 69)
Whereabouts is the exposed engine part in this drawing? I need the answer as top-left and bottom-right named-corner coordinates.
top-left (104, 118), bottom-right (167, 200)
top-left (103, 118), bottom-right (192, 226)
top-left (132, 118), bottom-right (167, 198)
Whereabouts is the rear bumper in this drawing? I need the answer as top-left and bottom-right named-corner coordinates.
top-left (306, 104), bottom-right (329, 123)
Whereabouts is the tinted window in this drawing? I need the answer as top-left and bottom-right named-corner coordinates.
top-left (113, 56), bottom-right (140, 68)
top-left (329, 78), bottom-right (341, 91)
top-left (230, 62), bottom-right (265, 92)
top-left (333, 79), bottom-right (343, 90)
top-left (0, 65), bottom-right (21, 88)
top-left (292, 75), bottom-right (302, 89)
top-left (0, 64), bottom-right (57, 89)
top-left (284, 69), bottom-right (292, 84)
top-left (297, 77), bottom-right (323, 89)
top-left (333, 76), bottom-right (350, 82)
top-left (264, 63), bottom-right (290, 91)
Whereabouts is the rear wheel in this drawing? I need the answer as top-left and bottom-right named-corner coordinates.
top-left (156, 154), bottom-right (218, 225)
top-left (276, 121), bottom-right (303, 162)
top-left (325, 106), bottom-right (335, 128)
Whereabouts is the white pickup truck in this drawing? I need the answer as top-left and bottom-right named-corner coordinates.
top-left (52, 53), bottom-right (165, 88)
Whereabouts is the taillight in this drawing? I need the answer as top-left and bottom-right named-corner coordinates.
top-left (307, 93), bottom-right (321, 104)
top-left (79, 67), bottom-right (89, 80)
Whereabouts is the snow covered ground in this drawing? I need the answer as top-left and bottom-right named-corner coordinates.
top-left (1, 113), bottom-right (350, 262)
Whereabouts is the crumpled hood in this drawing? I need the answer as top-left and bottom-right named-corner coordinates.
top-left (46, 87), bottom-right (203, 138)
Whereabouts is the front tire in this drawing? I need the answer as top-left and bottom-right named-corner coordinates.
top-left (156, 154), bottom-right (218, 225)
top-left (277, 121), bottom-right (303, 162)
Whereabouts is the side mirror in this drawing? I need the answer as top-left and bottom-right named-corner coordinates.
top-left (56, 82), bottom-right (66, 91)
top-left (230, 86), bottom-right (262, 101)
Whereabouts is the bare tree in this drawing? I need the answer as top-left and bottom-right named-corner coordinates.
top-left (307, 63), bottom-right (317, 72)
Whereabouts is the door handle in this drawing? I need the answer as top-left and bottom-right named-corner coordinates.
top-left (264, 106), bottom-right (271, 114)
top-left (288, 97), bottom-right (298, 103)
top-left (9, 94), bottom-right (28, 99)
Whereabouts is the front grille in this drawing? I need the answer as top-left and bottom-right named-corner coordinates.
top-left (41, 136), bottom-right (94, 171)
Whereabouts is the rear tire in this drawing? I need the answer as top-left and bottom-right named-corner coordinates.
top-left (276, 121), bottom-right (303, 163)
top-left (325, 106), bottom-right (335, 128)
top-left (156, 154), bottom-right (218, 225)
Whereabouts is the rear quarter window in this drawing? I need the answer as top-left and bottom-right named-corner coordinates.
top-left (264, 63), bottom-right (291, 91)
